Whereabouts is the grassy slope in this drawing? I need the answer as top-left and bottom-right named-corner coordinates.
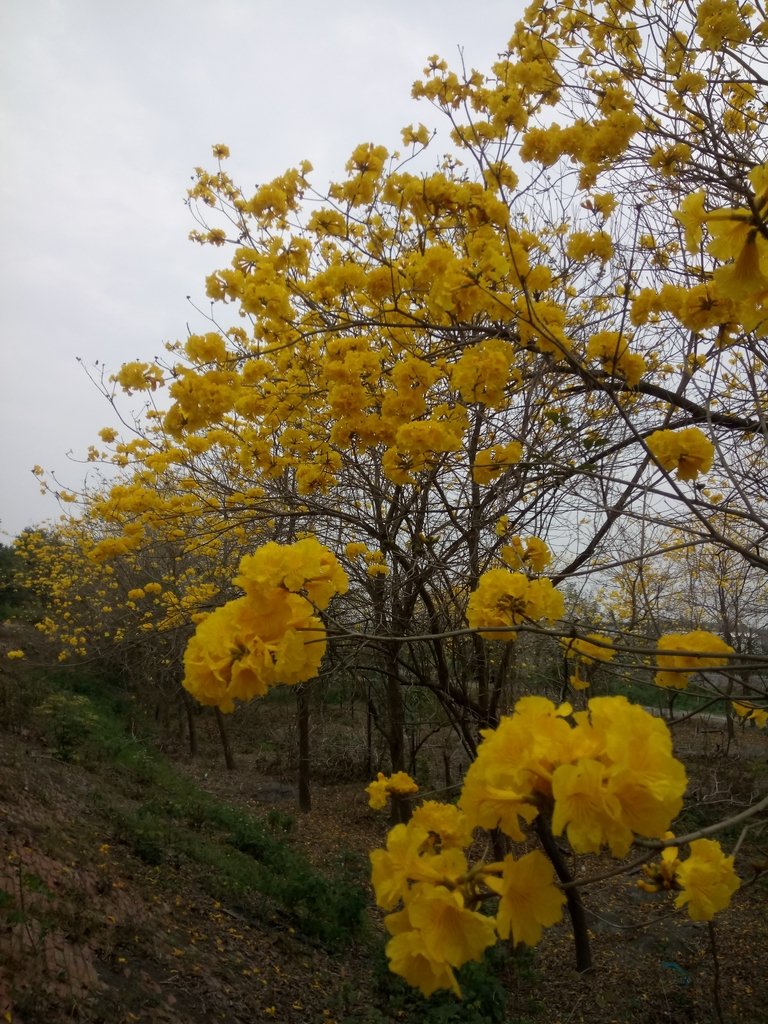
top-left (2, 635), bottom-right (767, 1024)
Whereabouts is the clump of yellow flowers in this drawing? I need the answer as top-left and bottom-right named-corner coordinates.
top-left (182, 538), bottom-right (348, 712)
top-left (561, 632), bottom-right (616, 689)
top-left (366, 771), bottom-right (421, 810)
top-left (640, 837), bottom-right (740, 922)
top-left (646, 427), bottom-right (715, 482)
top-left (466, 568), bottom-right (563, 640)
top-left (655, 629), bottom-right (734, 689)
top-left (368, 696), bottom-right (739, 998)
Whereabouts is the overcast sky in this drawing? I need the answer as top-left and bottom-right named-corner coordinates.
top-left (0, 0), bottom-right (524, 540)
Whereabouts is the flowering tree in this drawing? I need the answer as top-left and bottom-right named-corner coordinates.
top-left (17, 0), bottom-right (768, 998)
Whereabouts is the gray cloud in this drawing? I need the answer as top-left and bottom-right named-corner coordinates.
top-left (0, 0), bottom-right (522, 538)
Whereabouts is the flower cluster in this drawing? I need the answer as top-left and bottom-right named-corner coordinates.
top-left (472, 441), bottom-right (522, 485)
top-left (370, 799), bottom-right (563, 997)
top-left (732, 700), bottom-right (768, 728)
top-left (646, 428), bottom-right (715, 481)
top-left (655, 630), bottom-right (733, 689)
top-left (561, 632), bottom-right (615, 689)
top-left (500, 535), bottom-right (553, 573)
top-left (466, 568), bottom-right (563, 639)
top-left (366, 771), bottom-right (420, 810)
top-left (461, 696), bottom-right (686, 856)
top-left (673, 164), bottom-right (768, 315)
top-left (183, 539), bottom-right (348, 712)
top-left (586, 331), bottom-right (646, 386)
top-left (369, 696), bottom-right (698, 998)
top-left (640, 838), bottom-right (740, 921)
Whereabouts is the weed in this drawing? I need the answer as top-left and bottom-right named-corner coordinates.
top-left (33, 693), bottom-right (101, 761)
top-left (266, 807), bottom-right (295, 833)
top-left (368, 944), bottom-right (508, 1024)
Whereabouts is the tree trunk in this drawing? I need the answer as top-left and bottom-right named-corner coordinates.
top-left (214, 707), bottom-right (236, 771)
top-left (182, 690), bottom-right (198, 758)
top-left (535, 815), bottom-right (592, 973)
top-left (385, 644), bottom-right (410, 824)
top-left (366, 681), bottom-right (374, 778)
top-left (297, 684), bottom-right (312, 812)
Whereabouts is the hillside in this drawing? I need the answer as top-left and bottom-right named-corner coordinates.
top-left (1, 623), bottom-right (767, 1024)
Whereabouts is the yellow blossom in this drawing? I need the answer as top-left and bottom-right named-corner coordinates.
top-left (655, 630), bottom-right (733, 689)
top-left (674, 839), bottom-right (740, 921)
top-left (366, 773), bottom-right (390, 810)
top-left (561, 633), bottom-right (615, 665)
top-left (731, 700), bottom-right (768, 728)
top-left (466, 569), bottom-right (564, 640)
top-left (472, 441), bottom-right (522, 485)
top-left (646, 427), bottom-right (714, 481)
top-left (487, 851), bottom-right (566, 947)
top-left (501, 536), bottom-right (553, 573)
top-left (366, 771), bottom-right (419, 810)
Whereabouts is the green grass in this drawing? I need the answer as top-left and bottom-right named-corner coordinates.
top-left (357, 944), bottom-right (512, 1024)
top-left (28, 666), bottom-right (366, 949)
top-left (604, 671), bottom-right (732, 717)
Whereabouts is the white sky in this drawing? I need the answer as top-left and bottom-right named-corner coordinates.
top-left (0, 0), bottom-right (524, 540)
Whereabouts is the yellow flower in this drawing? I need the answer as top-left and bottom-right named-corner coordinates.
top-left (639, 837), bottom-right (680, 893)
top-left (366, 773), bottom-right (389, 810)
top-left (586, 331), bottom-right (646, 386)
top-left (674, 839), bottom-right (740, 921)
top-left (487, 851), bottom-right (566, 947)
top-left (732, 700), bottom-right (768, 728)
top-left (235, 538), bottom-right (348, 611)
top-left (467, 569), bottom-right (564, 640)
top-left (388, 771), bottom-right (419, 796)
top-left (495, 515), bottom-right (510, 537)
top-left (472, 442), bottom-right (522, 485)
top-left (409, 802), bottom-right (473, 849)
top-left (6, 649), bottom-right (25, 660)
top-left (345, 542), bottom-right (368, 558)
top-left (561, 633), bottom-right (615, 665)
top-left (592, 192), bottom-right (617, 217)
top-left (366, 771), bottom-right (419, 810)
top-left (459, 697), bottom-right (572, 838)
top-left (403, 885), bottom-right (496, 968)
top-left (655, 630), bottom-right (733, 689)
top-left (566, 230), bottom-right (613, 262)
top-left (401, 123), bottom-right (430, 147)
top-left (569, 667), bottom-right (590, 690)
top-left (367, 563), bottom-right (390, 578)
top-left (182, 593), bottom-right (327, 712)
top-left (501, 536), bottom-right (552, 573)
top-left (672, 190), bottom-right (708, 252)
top-left (649, 142), bottom-right (691, 177)
top-left (694, 0), bottom-right (750, 51)
top-left (370, 825), bottom-right (468, 911)
top-left (371, 824), bottom-right (430, 910)
top-left (546, 697), bottom-right (687, 855)
top-left (451, 339), bottom-right (516, 407)
top-left (646, 427), bottom-right (714, 481)
top-left (551, 758), bottom-right (633, 857)
top-left (714, 235), bottom-right (768, 301)
top-left (385, 913), bottom-right (461, 998)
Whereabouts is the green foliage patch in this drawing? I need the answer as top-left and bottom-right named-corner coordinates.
top-left (29, 666), bottom-right (366, 949)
